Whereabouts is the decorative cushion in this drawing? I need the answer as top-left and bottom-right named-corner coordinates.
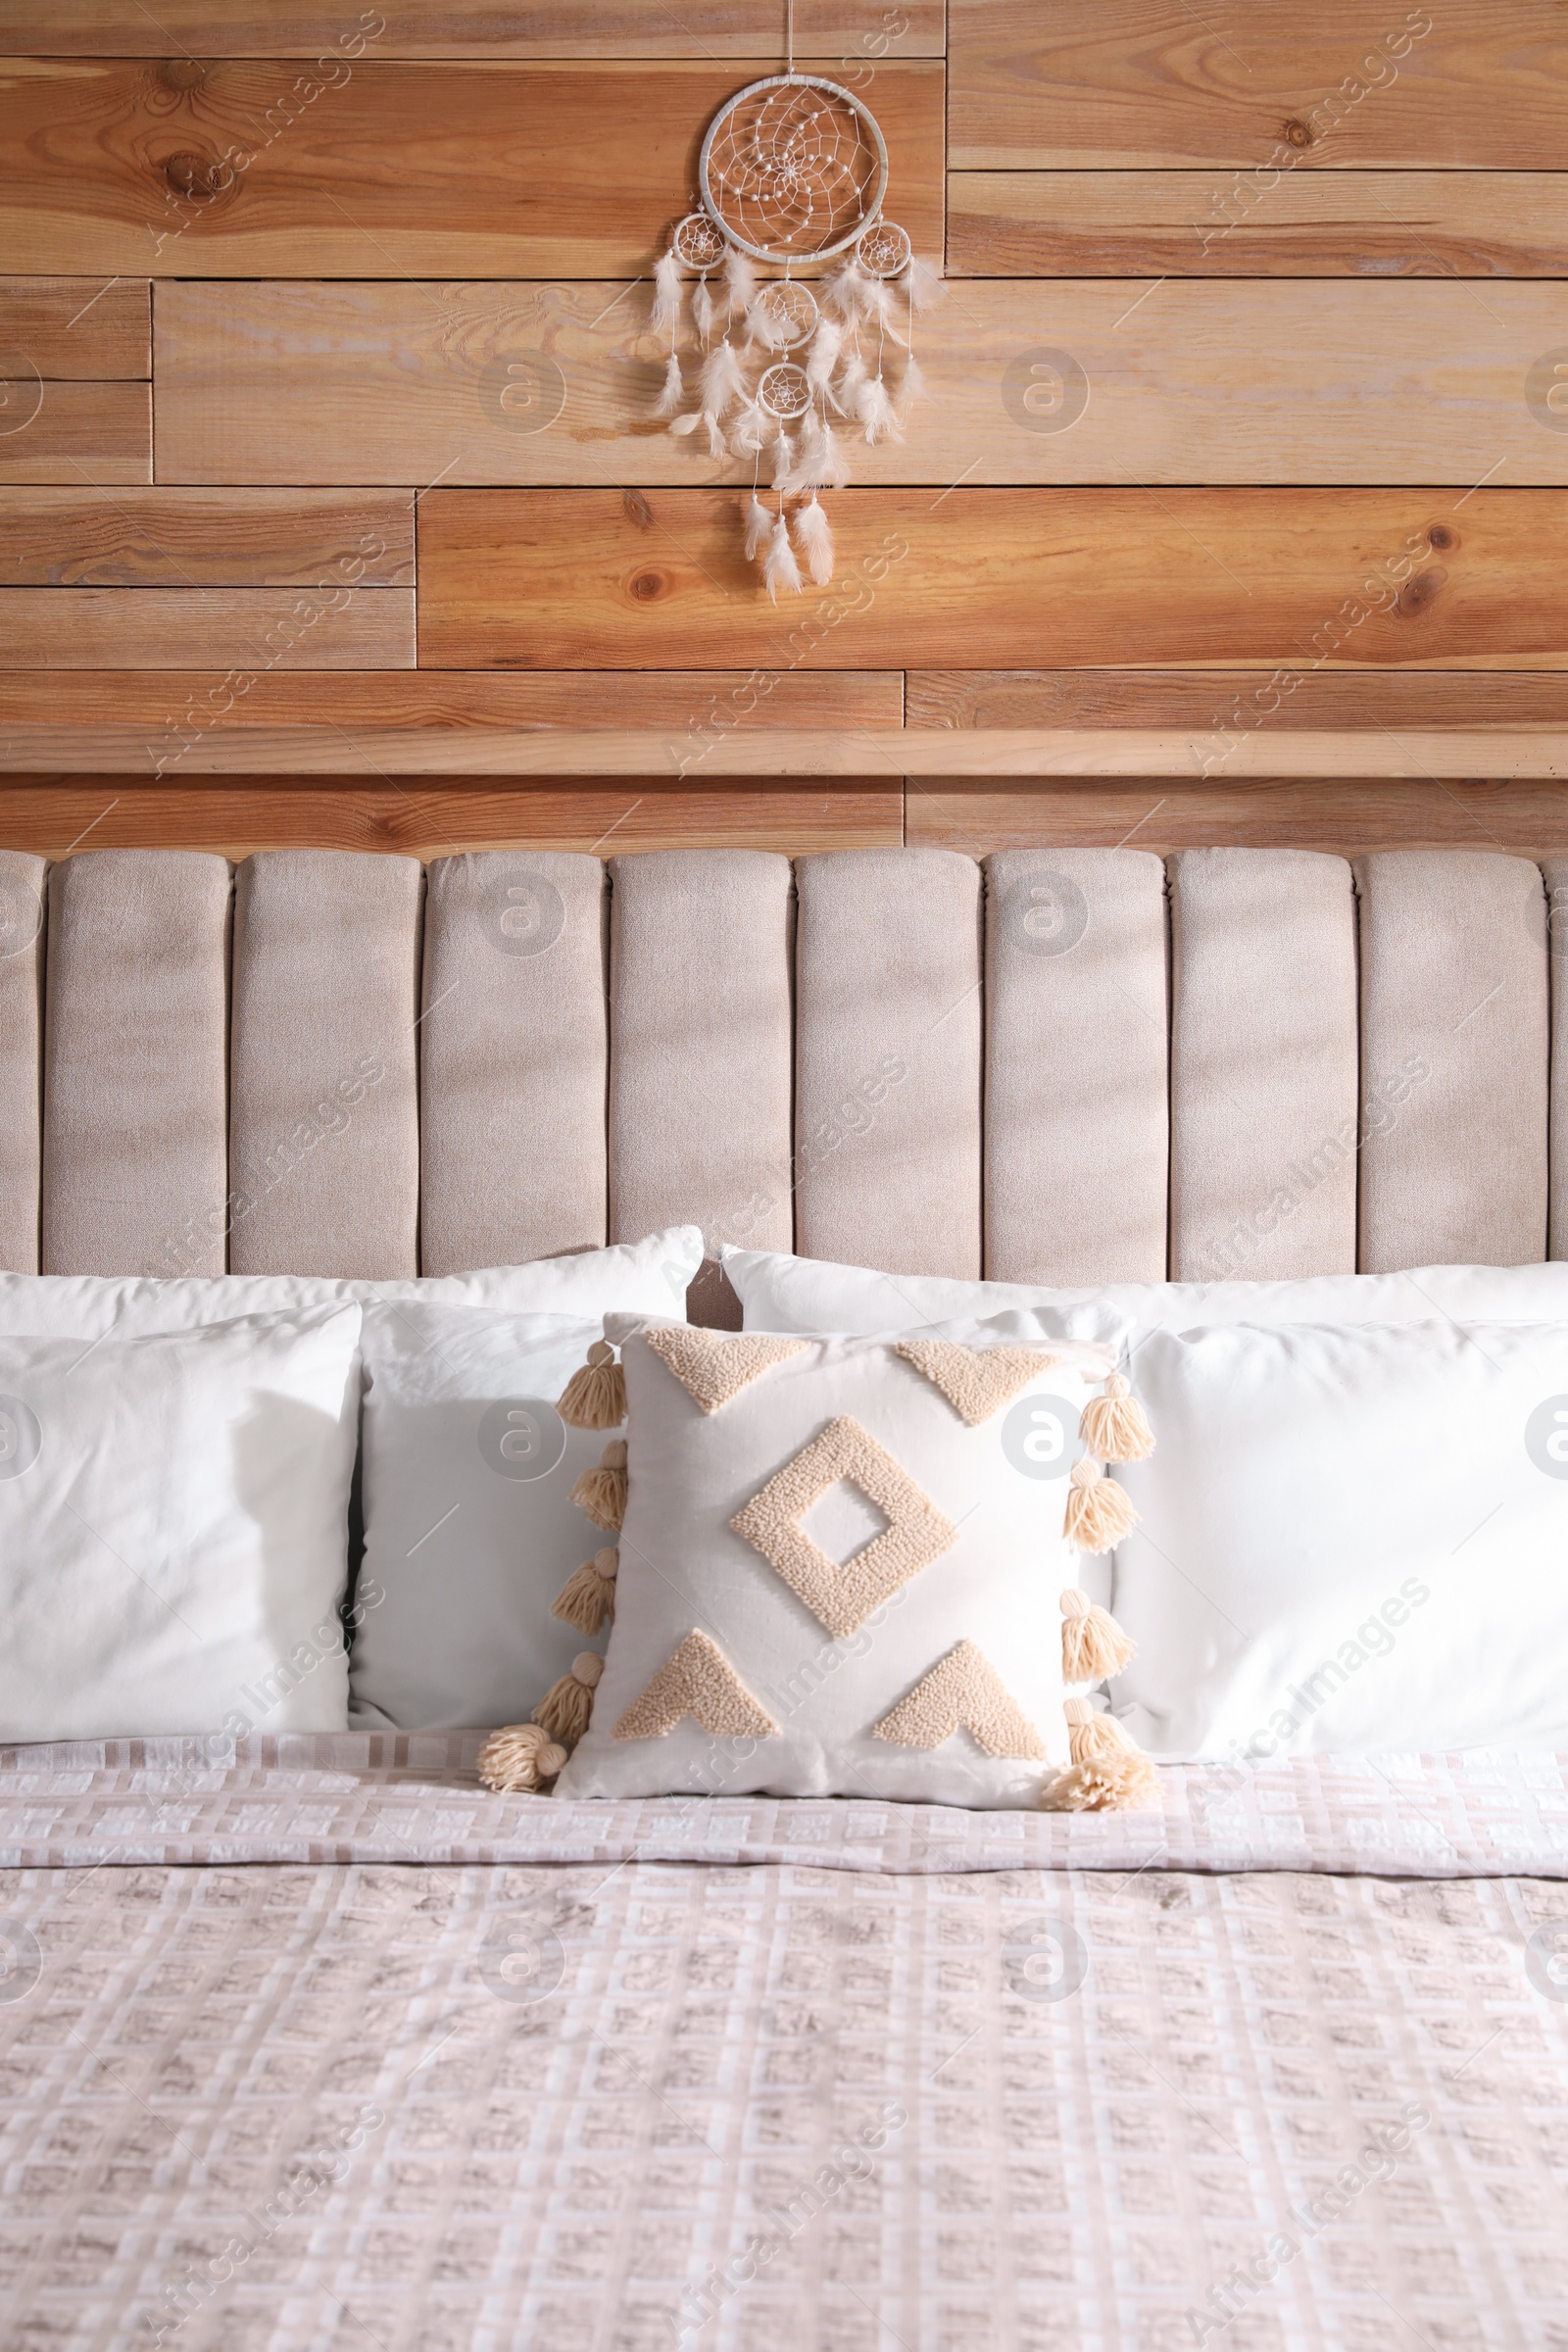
top-left (347, 1307), bottom-right (633, 1734)
top-left (548, 1314), bottom-right (1157, 1810)
top-left (1111, 1319), bottom-right (1568, 1757)
top-left (0, 1305), bottom-right (363, 1741)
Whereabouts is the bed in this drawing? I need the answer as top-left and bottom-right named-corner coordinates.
top-left (2, 841), bottom-right (1566, 2351)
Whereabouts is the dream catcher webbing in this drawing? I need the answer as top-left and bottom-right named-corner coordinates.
top-left (650, 62), bottom-right (940, 599)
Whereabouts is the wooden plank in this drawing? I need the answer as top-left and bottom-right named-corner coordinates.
top-left (416, 486), bottom-right (1568, 671)
top-left (0, 62), bottom-right (943, 276)
top-left (0, 490), bottom-right (414, 584)
top-left (0, 5), bottom-right (947, 59)
top-left (7, 722), bottom-right (1568, 780)
top-left (949, 2), bottom-right (1567, 170)
top-left (949, 170), bottom-right (1568, 277)
top-left (0, 782), bottom-right (903, 858)
top-left (906, 671), bottom-right (1568, 730)
top-left (909, 778), bottom-right (1568, 858)
top-left (0, 669), bottom-right (903, 776)
top-left (0, 380), bottom-right (148, 482)
top-left (155, 277), bottom-right (1568, 489)
top-left (0, 589), bottom-right (415, 667)
top-left (0, 275), bottom-right (148, 373)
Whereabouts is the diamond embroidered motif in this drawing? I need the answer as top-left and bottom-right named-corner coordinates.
top-left (729, 1414), bottom-right (958, 1638)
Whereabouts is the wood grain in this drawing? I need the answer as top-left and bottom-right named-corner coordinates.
top-left (909, 777), bottom-right (1568, 857)
top-left (948, 171), bottom-right (1568, 277)
top-left (0, 5), bottom-right (947, 59)
top-left (0, 781), bottom-right (903, 858)
top-left (1, 61), bottom-right (943, 277)
top-left (0, 381), bottom-right (148, 483)
top-left (949, 2), bottom-right (1567, 170)
top-left (0, 275), bottom-right (149, 373)
top-left (0, 669), bottom-right (904, 774)
top-left (906, 671), bottom-right (1568, 730)
top-left (153, 277), bottom-right (1568, 489)
top-left (0, 589), bottom-right (415, 667)
top-left (416, 486), bottom-right (1568, 671)
top-left (0, 490), bottom-right (414, 584)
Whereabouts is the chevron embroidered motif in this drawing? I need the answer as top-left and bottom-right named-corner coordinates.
top-left (729, 1415), bottom-right (958, 1639)
top-left (872, 1641), bottom-right (1051, 1759)
top-left (644, 1328), bottom-right (810, 1414)
top-left (612, 1630), bottom-right (779, 1741)
top-left (895, 1340), bottom-right (1059, 1426)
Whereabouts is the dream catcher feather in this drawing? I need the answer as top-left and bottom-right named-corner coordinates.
top-left (649, 64), bottom-right (939, 597)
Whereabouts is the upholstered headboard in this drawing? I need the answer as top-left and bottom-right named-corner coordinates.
top-left (0, 845), bottom-right (1559, 1320)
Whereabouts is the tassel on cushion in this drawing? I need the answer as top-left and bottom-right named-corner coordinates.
top-left (557, 1341), bottom-right (625, 1431)
top-left (570, 1439), bottom-right (627, 1533)
top-left (533, 1651), bottom-right (604, 1747)
top-left (1062, 1457), bottom-right (1139, 1553)
top-left (551, 1547), bottom-right (618, 1636)
top-left (1041, 1749), bottom-right (1161, 1813)
top-left (477, 1721), bottom-right (568, 1793)
top-left (1060, 1586), bottom-right (1136, 1682)
top-left (1080, 1370), bottom-right (1155, 1464)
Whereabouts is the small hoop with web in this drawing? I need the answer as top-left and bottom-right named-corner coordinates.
top-left (699, 74), bottom-right (887, 265)
top-left (747, 279), bottom-right (819, 351)
top-left (670, 212), bottom-right (727, 270)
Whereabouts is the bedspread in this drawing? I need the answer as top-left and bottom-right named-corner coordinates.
top-left (2, 1740), bottom-right (1567, 2352)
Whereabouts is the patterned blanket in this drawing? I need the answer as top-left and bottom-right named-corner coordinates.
top-left (2, 1740), bottom-right (1566, 2350)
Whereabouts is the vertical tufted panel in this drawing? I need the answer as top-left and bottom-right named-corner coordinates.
top-left (42, 851), bottom-right (231, 1277)
top-left (1169, 849), bottom-right (1359, 1282)
top-left (420, 852), bottom-right (609, 1273)
top-left (1544, 860), bottom-right (1568, 1261)
top-left (985, 849), bottom-right (1167, 1284)
top-left (610, 852), bottom-right (792, 1323)
top-left (229, 852), bottom-right (421, 1278)
top-left (0, 854), bottom-right (46, 1273)
top-left (1356, 851), bottom-right (1547, 1271)
top-left (794, 849), bottom-right (982, 1281)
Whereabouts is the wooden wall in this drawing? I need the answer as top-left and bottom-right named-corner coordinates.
top-left (5, 2), bottom-right (1568, 855)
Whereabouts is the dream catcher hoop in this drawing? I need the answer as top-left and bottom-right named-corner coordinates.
top-left (699, 73), bottom-right (888, 266)
top-left (648, 50), bottom-right (941, 599)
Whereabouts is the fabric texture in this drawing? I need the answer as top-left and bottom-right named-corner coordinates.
top-left (0, 1304), bottom-right (363, 1740)
top-left (0, 851), bottom-right (45, 1276)
top-left (984, 848), bottom-right (1168, 1284)
top-left (609, 851), bottom-right (794, 1322)
top-left (0, 1761), bottom-right (1566, 2347)
top-left (419, 852), bottom-right (610, 1273)
top-left (1168, 847), bottom-right (1359, 1282)
top-left (556, 1316), bottom-right (1123, 1806)
top-left (722, 1244), bottom-right (1568, 1346)
top-left (793, 849), bottom-right (983, 1281)
top-left (0, 1226), bottom-right (705, 1342)
top-left (1355, 850), bottom-right (1548, 1271)
top-left (348, 1306), bottom-right (628, 1732)
top-left (41, 849), bottom-right (231, 1279)
top-left (229, 851), bottom-right (421, 1280)
top-left (1112, 1318), bottom-right (1568, 1758)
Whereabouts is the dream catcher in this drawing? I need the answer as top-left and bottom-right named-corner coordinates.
top-left (650, 61), bottom-right (939, 598)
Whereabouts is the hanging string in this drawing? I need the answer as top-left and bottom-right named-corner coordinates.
top-left (786, 0), bottom-right (794, 75)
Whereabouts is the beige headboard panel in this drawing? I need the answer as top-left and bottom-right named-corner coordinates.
top-left (0, 845), bottom-right (1558, 1300)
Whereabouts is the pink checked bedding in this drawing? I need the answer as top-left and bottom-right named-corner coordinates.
top-left (2, 1740), bottom-right (1567, 2350)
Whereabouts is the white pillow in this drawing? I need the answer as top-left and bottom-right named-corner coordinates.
top-left (553, 1315), bottom-right (1152, 1810)
top-left (348, 1306), bottom-right (626, 1732)
top-left (721, 1244), bottom-right (1568, 1348)
top-left (0, 1304), bottom-right (363, 1742)
top-left (0, 1226), bottom-right (705, 1340)
top-left (1109, 1319), bottom-right (1568, 1759)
